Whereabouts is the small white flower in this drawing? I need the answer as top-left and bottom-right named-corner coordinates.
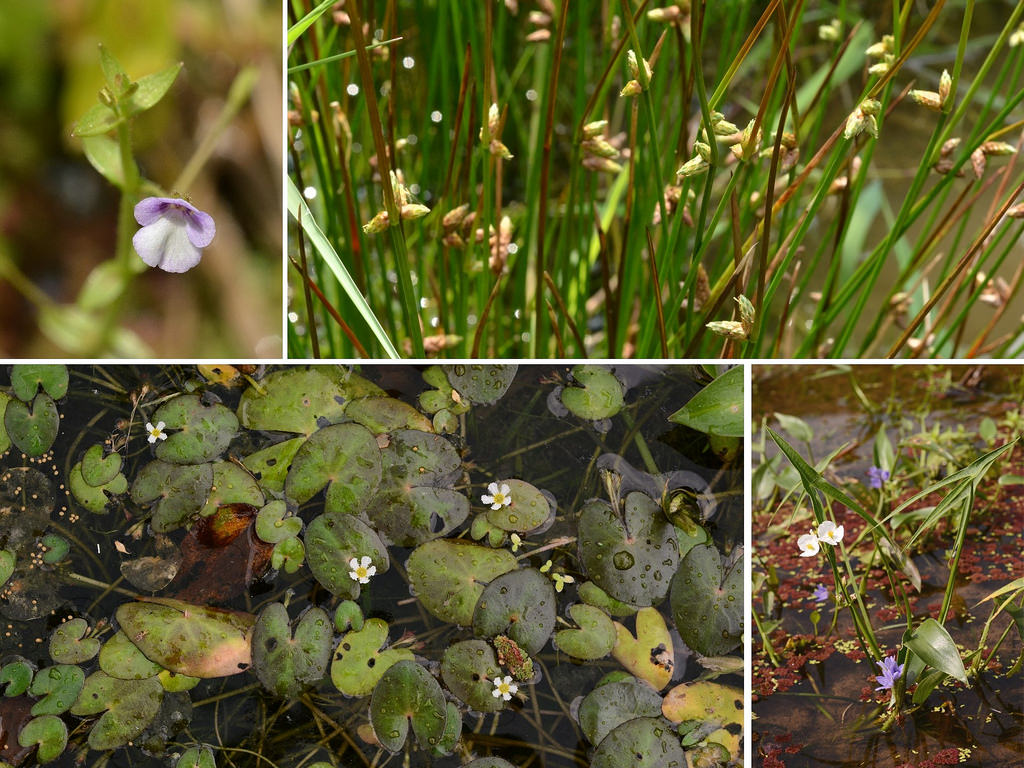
top-left (797, 531), bottom-right (820, 557)
top-left (817, 520), bottom-right (845, 546)
top-left (492, 675), bottom-right (518, 701)
top-left (146, 421), bottom-right (167, 444)
top-left (348, 556), bottom-right (377, 584)
top-left (481, 482), bottom-right (512, 510)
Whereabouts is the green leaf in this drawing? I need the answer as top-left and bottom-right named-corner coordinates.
top-left (71, 672), bottom-right (164, 751)
top-left (4, 394), bottom-right (59, 457)
top-left (0, 392), bottom-right (10, 454)
top-left (774, 412), bottom-right (813, 444)
top-left (472, 568), bottom-right (556, 655)
top-left (304, 512), bottom-right (388, 599)
top-left (591, 717), bottom-right (686, 768)
top-left (176, 746), bottom-right (216, 768)
top-left (29, 665), bottom-right (86, 716)
top-left (49, 619), bottom-right (100, 665)
top-left (669, 366), bottom-right (743, 437)
top-left (369, 660), bottom-right (447, 752)
top-left (124, 62), bottom-right (183, 116)
top-left (288, 178), bottom-right (399, 358)
top-left (553, 603), bottom-right (617, 660)
top-left (904, 618), bottom-right (968, 684)
top-left (252, 603), bottom-right (332, 699)
top-left (406, 539), bottom-right (517, 626)
top-left (560, 366), bottom-right (625, 420)
top-left (439, 639), bottom-right (504, 712)
top-left (98, 45), bottom-right (129, 95)
top-left (153, 395), bottom-right (239, 465)
top-left (577, 678), bottom-right (663, 746)
top-left (287, 0), bottom-right (334, 46)
top-left (17, 715), bottom-right (67, 763)
top-left (873, 426), bottom-right (895, 473)
top-left (442, 364), bottom-right (517, 404)
top-left (99, 631), bottom-right (163, 680)
top-left (10, 365), bottom-right (68, 401)
top-left (71, 102), bottom-right (122, 137)
top-left (330, 618), bottom-right (413, 697)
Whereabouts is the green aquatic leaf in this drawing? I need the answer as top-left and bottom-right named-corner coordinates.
top-left (407, 539), bottom-right (518, 626)
top-left (578, 492), bottom-right (678, 607)
top-left (670, 543), bottom-right (743, 657)
top-left (346, 396), bottom-right (433, 434)
top-left (0, 392), bottom-right (10, 454)
top-left (370, 486), bottom-right (469, 546)
top-left (0, 658), bottom-right (33, 695)
top-left (443, 364), bottom-right (517, 405)
top-left (368, 660), bottom-right (447, 752)
top-left (99, 631), bottom-right (163, 680)
top-left (561, 365), bottom-right (625, 420)
top-left (432, 701), bottom-right (462, 756)
top-left (334, 601), bottom-right (364, 633)
top-left (71, 671), bottom-right (164, 751)
top-left (553, 603), bottom-right (617, 660)
top-left (48, 619), bottom-right (100, 665)
top-left (0, 549), bottom-right (15, 589)
top-left (241, 437), bottom-right (305, 492)
top-left (330, 618), bottom-right (413, 697)
top-left (304, 512), bottom-right (388, 598)
top-left (904, 618), bottom-right (968, 684)
top-left (472, 568), bottom-right (556, 655)
top-left (271, 536), bottom-right (305, 573)
top-left (131, 461), bottom-right (214, 533)
top-left (254, 500), bottom-right (302, 543)
top-left (4, 394), bottom-right (59, 457)
top-left (591, 716), bottom-right (686, 768)
top-left (79, 443), bottom-right (122, 487)
top-left (611, 607), bottom-right (674, 691)
top-left (153, 395), bottom-right (239, 465)
top-left (17, 714), bottom-right (67, 764)
top-left (176, 746), bottom-right (216, 768)
top-left (577, 677), bottom-right (663, 746)
top-left (440, 639), bottom-right (504, 712)
top-left (252, 603), bottom-right (333, 699)
top-left (29, 665), bottom-right (85, 716)
top-left (669, 366), bottom-right (743, 437)
top-left (68, 459), bottom-right (127, 513)
top-left (285, 422), bottom-right (382, 507)
top-left (237, 367), bottom-right (374, 435)
top-left (199, 461), bottom-right (264, 517)
top-left (485, 479), bottom-right (554, 533)
top-left (10, 364), bottom-right (68, 402)
top-left (577, 581), bottom-right (639, 617)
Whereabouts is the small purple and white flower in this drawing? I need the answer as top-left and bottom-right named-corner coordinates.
top-left (867, 466), bottom-right (890, 490)
top-left (132, 197), bottom-right (215, 273)
top-left (874, 655), bottom-right (904, 691)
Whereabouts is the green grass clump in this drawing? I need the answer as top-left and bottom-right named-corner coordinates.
top-left (287, 0), bottom-right (1024, 359)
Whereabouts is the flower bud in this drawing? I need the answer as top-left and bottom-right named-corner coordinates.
top-left (706, 320), bottom-right (747, 340)
top-left (736, 295), bottom-right (755, 335)
top-left (980, 141), bottom-right (1016, 157)
top-left (401, 203), bottom-right (430, 221)
top-left (583, 119), bottom-right (608, 138)
top-left (620, 79), bottom-right (642, 97)
top-left (910, 90), bottom-right (942, 111)
top-left (442, 204), bottom-right (470, 229)
top-left (695, 141), bottom-right (711, 162)
top-left (818, 19), bottom-right (842, 42)
top-left (676, 155), bottom-right (709, 178)
top-left (938, 69), bottom-right (952, 105)
top-left (362, 210), bottom-right (390, 234)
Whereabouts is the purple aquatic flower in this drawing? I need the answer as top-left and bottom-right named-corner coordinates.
top-left (874, 656), bottom-right (904, 691)
top-left (866, 466), bottom-right (890, 490)
top-left (812, 584), bottom-right (829, 603)
top-left (132, 197), bottom-right (215, 273)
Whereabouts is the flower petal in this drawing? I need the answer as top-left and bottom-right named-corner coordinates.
top-left (185, 207), bottom-right (216, 248)
top-left (133, 217), bottom-right (203, 273)
top-left (134, 197), bottom-right (175, 226)
top-left (499, 483), bottom-right (511, 496)
top-left (488, 482), bottom-right (500, 494)
top-left (349, 557), bottom-right (360, 570)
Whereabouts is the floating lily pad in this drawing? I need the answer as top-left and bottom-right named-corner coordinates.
top-left (10, 365), bottom-right (68, 402)
top-left (470, 512), bottom-right (509, 547)
top-left (237, 367), bottom-right (381, 435)
top-left (252, 603), bottom-right (332, 699)
top-left (443, 364), bottom-right (517, 405)
top-left (346, 396), bottom-right (433, 434)
top-left (116, 598), bottom-right (255, 678)
top-left (241, 437), bottom-right (304, 492)
top-left (271, 536), bottom-right (305, 573)
top-left (4, 394), bottom-right (59, 457)
top-left (380, 429), bottom-right (460, 487)
top-left (662, 680), bottom-right (743, 726)
top-left (255, 501), bottom-right (302, 543)
top-left (68, 459), bottom-right (127, 513)
top-left (17, 714), bottom-right (67, 764)
top-left (485, 479), bottom-right (553, 533)
top-left (578, 492), bottom-right (678, 607)
top-left (440, 639), bottom-right (504, 712)
top-left (334, 601), bottom-right (364, 633)
top-left (0, 658), bottom-right (34, 695)
top-left (553, 603), bottom-right (617, 660)
top-left (29, 665), bottom-right (85, 715)
top-left (472, 568), bottom-right (556, 655)
top-left (368, 660), bottom-right (447, 752)
top-left (157, 670), bottom-right (200, 693)
top-left (330, 618), bottom-right (413, 697)
top-left (578, 678), bottom-right (664, 746)
top-left (561, 366), bottom-right (625, 420)
top-left (0, 549), bottom-right (15, 588)
top-left (131, 461), bottom-right (214, 532)
top-left (407, 540), bottom-right (518, 626)
top-left (612, 607), bottom-right (674, 691)
top-left (39, 534), bottom-right (69, 564)
top-left (591, 717), bottom-right (686, 768)
top-left (71, 671), bottom-right (164, 751)
top-left (433, 701), bottom-right (462, 756)
top-left (0, 392), bottom-right (10, 454)
top-left (370, 487), bottom-right (469, 546)
top-left (668, 366), bottom-right (743, 438)
top-left (285, 423), bottom-right (381, 507)
top-left (199, 461), bottom-right (265, 517)
top-left (578, 581), bottom-right (638, 617)
top-left (305, 512), bottom-right (388, 598)
top-left (669, 544), bottom-right (742, 657)
top-left (80, 444), bottom-right (122, 487)
top-left (153, 395), bottom-right (238, 464)
top-left (49, 619), bottom-right (100, 665)
top-left (176, 745), bottom-right (215, 768)
top-left (99, 631), bottom-right (164, 680)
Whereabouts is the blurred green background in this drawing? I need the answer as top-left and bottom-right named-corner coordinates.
top-left (0, 0), bottom-right (282, 357)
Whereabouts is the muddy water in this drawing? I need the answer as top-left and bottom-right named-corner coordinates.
top-left (753, 364), bottom-right (1024, 767)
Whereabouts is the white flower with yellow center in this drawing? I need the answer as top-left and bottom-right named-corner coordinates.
top-left (797, 531), bottom-right (820, 557)
top-left (146, 421), bottom-right (167, 444)
top-left (348, 556), bottom-right (376, 584)
top-left (817, 520), bottom-right (844, 546)
top-left (492, 675), bottom-right (518, 701)
top-left (482, 482), bottom-right (512, 510)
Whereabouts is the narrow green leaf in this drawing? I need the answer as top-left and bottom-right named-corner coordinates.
top-left (773, 412), bottom-right (813, 444)
top-left (904, 618), bottom-right (968, 684)
top-left (99, 45), bottom-right (128, 95)
top-left (72, 103), bottom-right (122, 138)
top-left (82, 135), bottom-right (124, 188)
top-left (873, 426), bottom-right (895, 473)
top-left (125, 62), bottom-right (183, 116)
top-left (668, 366), bottom-right (743, 437)
top-left (287, 0), bottom-right (334, 46)
top-left (287, 177), bottom-right (399, 358)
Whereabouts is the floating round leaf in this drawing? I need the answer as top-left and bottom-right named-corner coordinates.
top-left (176, 745), bottom-right (216, 768)
top-left (369, 487), bottom-right (469, 547)
top-left (241, 437), bottom-right (304, 493)
top-left (153, 395), bottom-right (239, 464)
top-left (0, 549), bottom-right (14, 588)
top-left (252, 603), bottom-right (332, 699)
top-left (29, 665), bottom-right (85, 715)
top-left (577, 581), bottom-right (638, 618)
top-left (198, 461), bottom-right (264, 517)
top-left (0, 392), bottom-right (10, 454)
top-left (591, 717), bottom-right (686, 768)
top-left (99, 631), bottom-right (163, 680)
top-left (611, 607), bottom-right (674, 691)
top-left (237, 367), bottom-right (381, 435)
top-left (4, 394), bottom-right (59, 457)
top-left (40, 533), bottom-right (70, 564)
top-left (380, 429), bottom-right (461, 487)
top-left (440, 639), bottom-right (504, 712)
top-left (158, 669), bottom-right (200, 692)
top-left (285, 422), bottom-right (381, 507)
top-left (485, 479), bottom-right (553, 533)
top-left (255, 500), bottom-right (302, 543)
top-left (49, 619), bottom-right (100, 665)
top-left (561, 365), bottom-right (625, 420)
top-left (115, 598), bottom-right (255, 678)
top-left (271, 536), bottom-right (305, 573)
top-left (305, 512), bottom-right (388, 598)
top-left (443, 364), bottom-right (517, 405)
top-left (407, 539), bottom-right (518, 626)
top-left (68, 459), bottom-right (127, 513)
top-left (70, 671), bottom-right (164, 751)
top-left (662, 680), bottom-right (743, 727)
top-left (553, 603), bottom-right (617, 660)
top-left (0, 658), bottom-right (33, 695)
top-left (334, 601), bottom-right (364, 633)
top-left (368, 660), bottom-right (447, 753)
top-left (330, 618), bottom-right (413, 697)
top-left (80, 444), bottom-right (122, 487)
top-left (669, 543), bottom-right (743, 657)
top-left (346, 396), bottom-right (433, 434)
top-left (432, 701), bottom-right (462, 756)
top-left (10, 364), bottom-right (68, 402)
top-left (17, 714), bottom-right (67, 764)
top-left (577, 678), bottom-right (664, 746)
top-left (130, 461), bottom-right (213, 533)
top-left (472, 568), bottom-right (555, 655)
top-left (578, 492), bottom-right (678, 607)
